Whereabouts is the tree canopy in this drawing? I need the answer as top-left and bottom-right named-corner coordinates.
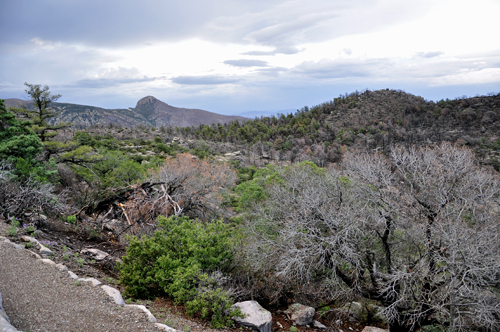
top-left (0, 99), bottom-right (42, 163)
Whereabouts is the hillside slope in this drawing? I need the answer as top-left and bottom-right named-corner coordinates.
top-left (3, 97), bottom-right (247, 128)
top-left (182, 89), bottom-right (500, 169)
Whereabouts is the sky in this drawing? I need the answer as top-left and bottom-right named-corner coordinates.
top-left (1, 0), bottom-right (499, 116)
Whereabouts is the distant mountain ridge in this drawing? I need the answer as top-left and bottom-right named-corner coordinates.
top-left (3, 96), bottom-right (248, 128)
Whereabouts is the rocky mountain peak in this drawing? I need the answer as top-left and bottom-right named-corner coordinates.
top-left (135, 96), bottom-right (162, 108)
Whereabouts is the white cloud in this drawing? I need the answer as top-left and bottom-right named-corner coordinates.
top-left (171, 75), bottom-right (242, 85)
top-left (1, 0), bottom-right (500, 111)
top-left (224, 59), bottom-right (269, 67)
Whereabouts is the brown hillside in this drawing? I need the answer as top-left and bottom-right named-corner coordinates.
top-left (134, 96), bottom-right (247, 127)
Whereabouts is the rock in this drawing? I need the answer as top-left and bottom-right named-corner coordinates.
top-left (38, 244), bottom-right (53, 257)
top-left (154, 323), bottom-right (179, 331)
top-left (224, 151), bottom-right (241, 157)
top-left (68, 271), bottom-right (79, 279)
top-left (231, 300), bottom-right (272, 332)
top-left (81, 248), bottom-right (109, 260)
top-left (55, 263), bottom-right (68, 271)
top-left (285, 303), bottom-right (315, 326)
top-left (27, 251), bottom-right (42, 259)
top-left (126, 304), bottom-right (157, 323)
top-left (41, 259), bottom-right (56, 266)
top-left (339, 302), bottom-right (387, 326)
top-left (20, 236), bottom-right (39, 243)
top-left (361, 327), bottom-right (388, 332)
top-left (9, 242), bottom-right (22, 250)
top-left (0, 291), bottom-right (20, 332)
top-left (313, 320), bottom-right (328, 329)
top-left (79, 278), bottom-right (102, 286)
top-left (341, 302), bottom-right (363, 321)
top-left (0, 238), bottom-right (22, 250)
top-left (0, 292), bottom-right (10, 322)
top-left (100, 285), bottom-right (125, 305)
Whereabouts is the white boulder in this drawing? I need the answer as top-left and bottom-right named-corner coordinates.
top-left (231, 300), bottom-right (272, 332)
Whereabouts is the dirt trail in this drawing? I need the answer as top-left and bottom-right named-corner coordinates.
top-left (0, 238), bottom-right (163, 332)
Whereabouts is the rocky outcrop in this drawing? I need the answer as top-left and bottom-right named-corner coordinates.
top-left (284, 303), bottom-right (315, 326)
top-left (231, 300), bottom-right (272, 332)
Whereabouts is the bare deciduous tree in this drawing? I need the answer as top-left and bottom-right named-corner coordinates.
top-left (0, 162), bottom-right (69, 219)
top-left (151, 153), bottom-right (237, 220)
top-left (88, 153), bottom-right (237, 234)
top-left (241, 144), bottom-right (500, 332)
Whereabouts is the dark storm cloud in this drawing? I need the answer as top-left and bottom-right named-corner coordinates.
top-left (0, 0), bottom-right (287, 48)
top-left (171, 75), bottom-right (242, 85)
top-left (224, 59), bottom-right (268, 67)
top-left (0, 0), bottom-right (431, 52)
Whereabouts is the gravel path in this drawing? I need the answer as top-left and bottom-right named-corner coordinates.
top-left (0, 240), bottom-right (163, 332)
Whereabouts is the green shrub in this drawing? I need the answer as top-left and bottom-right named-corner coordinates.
top-left (7, 217), bottom-right (20, 237)
top-left (67, 215), bottom-right (76, 224)
top-left (119, 215), bottom-right (239, 327)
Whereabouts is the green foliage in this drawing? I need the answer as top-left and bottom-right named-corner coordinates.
top-left (67, 215), bottom-right (76, 224)
top-left (13, 157), bottom-right (58, 183)
top-left (11, 83), bottom-right (70, 143)
top-left (76, 257), bottom-right (85, 267)
top-left (233, 164), bottom-right (282, 211)
top-left (0, 99), bottom-right (43, 164)
top-left (237, 166), bottom-right (257, 183)
top-left (62, 147), bottom-right (148, 189)
top-left (7, 217), bottom-right (20, 237)
top-left (119, 215), bottom-right (238, 327)
top-left (190, 144), bottom-right (211, 159)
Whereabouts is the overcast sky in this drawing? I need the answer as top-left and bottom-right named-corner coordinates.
top-left (1, 0), bottom-right (499, 115)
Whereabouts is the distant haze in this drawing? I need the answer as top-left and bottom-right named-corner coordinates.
top-left (1, 0), bottom-right (499, 114)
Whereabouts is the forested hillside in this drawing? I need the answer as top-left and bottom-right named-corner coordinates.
top-left (1, 87), bottom-right (499, 332)
top-left (181, 89), bottom-right (500, 170)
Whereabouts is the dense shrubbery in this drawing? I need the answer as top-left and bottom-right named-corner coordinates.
top-left (3, 85), bottom-right (500, 331)
top-left (119, 215), bottom-right (241, 327)
top-left (238, 144), bottom-right (500, 332)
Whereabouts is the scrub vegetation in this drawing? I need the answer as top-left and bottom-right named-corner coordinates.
top-left (1, 85), bottom-right (499, 332)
